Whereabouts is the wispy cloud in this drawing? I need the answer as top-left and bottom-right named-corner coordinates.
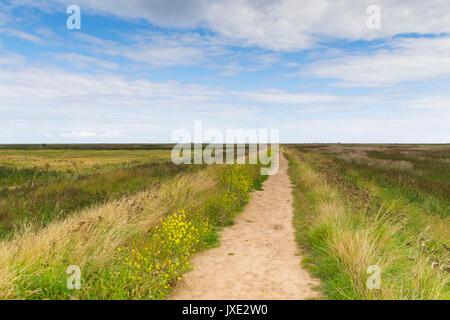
top-left (49, 53), bottom-right (120, 70)
top-left (0, 27), bottom-right (44, 44)
top-left (0, 64), bottom-right (342, 107)
top-left (299, 37), bottom-right (450, 87)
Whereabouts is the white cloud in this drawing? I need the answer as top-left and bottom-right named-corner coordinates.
top-left (300, 37), bottom-right (450, 86)
top-left (61, 131), bottom-right (97, 138)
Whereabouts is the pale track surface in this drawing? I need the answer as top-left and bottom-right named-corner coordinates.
top-left (169, 152), bottom-right (320, 300)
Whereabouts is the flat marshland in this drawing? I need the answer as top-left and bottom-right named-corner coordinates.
top-left (285, 145), bottom-right (449, 299)
top-left (0, 144), bottom-right (448, 300)
top-left (0, 145), bottom-right (265, 299)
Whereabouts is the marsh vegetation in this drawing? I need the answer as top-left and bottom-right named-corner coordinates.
top-left (285, 144), bottom-right (449, 299)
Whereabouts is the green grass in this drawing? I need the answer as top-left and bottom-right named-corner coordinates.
top-left (286, 146), bottom-right (449, 300)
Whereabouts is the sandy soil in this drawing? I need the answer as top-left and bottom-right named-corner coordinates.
top-left (169, 152), bottom-right (320, 300)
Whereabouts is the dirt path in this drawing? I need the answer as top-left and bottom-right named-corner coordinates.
top-left (169, 152), bottom-right (320, 300)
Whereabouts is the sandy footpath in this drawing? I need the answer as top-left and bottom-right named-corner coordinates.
top-left (169, 152), bottom-right (320, 300)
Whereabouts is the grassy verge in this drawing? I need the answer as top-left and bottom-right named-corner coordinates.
top-left (285, 148), bottom-right (449, 300)
top-left (0, 162), bottom-right (264, 299)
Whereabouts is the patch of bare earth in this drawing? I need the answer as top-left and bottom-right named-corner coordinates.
top-left (170, 153), bottom-right (320, 300)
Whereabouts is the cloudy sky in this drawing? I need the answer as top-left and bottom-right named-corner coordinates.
top-left (0, 0), bottom-right (449, 143)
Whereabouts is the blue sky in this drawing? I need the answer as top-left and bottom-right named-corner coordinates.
top-left (0, 0), bottom-right (449, 143)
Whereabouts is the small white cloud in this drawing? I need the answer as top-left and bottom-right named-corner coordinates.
top-left (61, 131), bottom-right (98, 138)
top-left (220, 63), bottom-right (243, 76)
top-left (0, 28), bottom-right (44, 44)
top-left (35, 27), bottom-right (59, 39)
top-left (60, 130), bottom-right (121, 138)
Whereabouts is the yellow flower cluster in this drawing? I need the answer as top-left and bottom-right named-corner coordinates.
top-left (118, 209), bottom-right (211, 299)
top-left (222, 165), bottom-right (253, 196)
top-left (159, 210), bottom-right (205, 250)
top-left (221, 191), bottom-right (239, 213)
top-left (218, 165), bottom-right (254, 214)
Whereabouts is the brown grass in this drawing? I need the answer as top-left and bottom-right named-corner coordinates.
top-left (337, 152), bottom-right (414, 170)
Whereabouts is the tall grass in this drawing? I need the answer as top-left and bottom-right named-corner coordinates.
top-left (286, 148), bottom-right (449, 300)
